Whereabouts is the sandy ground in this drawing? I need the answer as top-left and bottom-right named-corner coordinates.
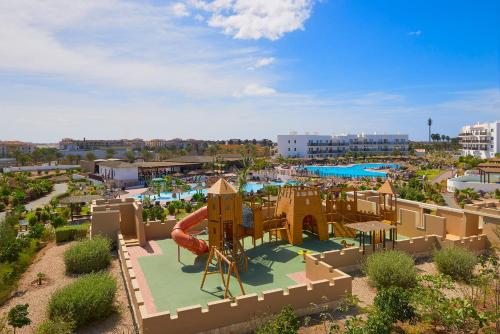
top-left (0, 241), bottom-right (135, 333)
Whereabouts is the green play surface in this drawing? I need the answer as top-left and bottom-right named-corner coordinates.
top-left (137, 233), bottom-right (408, 314)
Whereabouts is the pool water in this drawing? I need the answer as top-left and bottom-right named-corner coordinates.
top-left (303, 163), bottom-right (398, 178)
top-left (133, 180), bottom-right (298, 201)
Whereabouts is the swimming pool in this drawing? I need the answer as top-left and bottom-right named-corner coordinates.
top-left (133, 181), bottom-right (298, 201)
top-left (303, 163), bottom-right (398, 178)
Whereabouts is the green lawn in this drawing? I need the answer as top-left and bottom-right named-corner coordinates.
top-left (416, 169), bottom-right (444, 181)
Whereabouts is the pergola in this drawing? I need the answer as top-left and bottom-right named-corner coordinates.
top-left (59, 195), bottom-right (103, 220)
top-left (347, 220), bottom-right (397, 254)
top-left (477, 159), bottom-right (500, 183)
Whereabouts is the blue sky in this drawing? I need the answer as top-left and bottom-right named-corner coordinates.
top-left (0, 0), bottom-right (498, 142)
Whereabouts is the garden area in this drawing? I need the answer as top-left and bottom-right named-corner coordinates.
top-left (0, 173), bottom-right (135, 333)
top-left (254, 247), bottom-right (499, 334)
top-left (0, 173), bottom-right (54, 213)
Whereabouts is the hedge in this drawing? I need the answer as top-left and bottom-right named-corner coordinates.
top-left (64, 237), bottom-right (111, 274)
top-left (54, 224), bottom-right (88, 243)
top-left (47, 273), bottom-right (116, 328)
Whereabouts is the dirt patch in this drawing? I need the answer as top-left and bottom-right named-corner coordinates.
top-left (0, 242), bottom-right (135, 333)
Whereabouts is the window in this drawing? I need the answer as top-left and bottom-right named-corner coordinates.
top-left (294, 148), bottom-right (296, 151)
top-left (294, 140), bottom-right (296, 144)
top-left (288, 140), bottom-right (290, 144)
top-left (288, 148), bottom-right (290, 151)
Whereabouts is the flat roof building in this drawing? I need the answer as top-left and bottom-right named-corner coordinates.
top-left (459, 121), bottom-right (500, 159)
top-left (277, 133), bottom-right (409, 158)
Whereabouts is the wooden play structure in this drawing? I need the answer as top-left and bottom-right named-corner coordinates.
top-left (200, 179), bottom-right (248, 297)
top-left (187, 178), bottom-right (398, 297)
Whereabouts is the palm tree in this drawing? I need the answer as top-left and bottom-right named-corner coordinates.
top-left (125, 150), bottom-right (135, 162)
top-left (85, 152), bottom-right (96, 161)
top-left (441, 134), bottom-right (446, 142)
top-left (105, 148), bottom-right (115, 159)
top-left (427, 118), bottom-right (432, 143)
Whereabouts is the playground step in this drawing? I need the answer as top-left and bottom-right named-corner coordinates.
top-left (124, 238), bottom-right (140, 247)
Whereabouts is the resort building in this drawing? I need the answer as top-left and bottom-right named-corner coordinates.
top-left (59, 138), bottom-right (145, 151)
top-left (459, 121), bottom-right (500, 159)
top-left (277, 133), bottom-right (409, 158)
top-left (0, 141), bottom-right (36, 157)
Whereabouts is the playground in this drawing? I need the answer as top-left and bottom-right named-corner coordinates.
top-left (129, 230), bottom-right (409, 314)
top-left (121, 178), bottom-right (403, 315)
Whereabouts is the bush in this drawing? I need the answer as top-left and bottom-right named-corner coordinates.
top-left (256, 305), bottom-right (299, 334)
top-left (28, 223), bottom-right (45, 239)
top-left (64, 237), bottom-right (111, 274)
top-left (434, 246), bottom-right (477, 281)
top-left (54, 224), bottom-right (88, 243)
top-left (364, 311), bottom-right (393, 334)
top-left (167, 203), bottom-right (175, 215)
top-left (47, 273), bottom-right (116, 328)
top-left (36, 318), bottom-right (74, 334)
top-left (363, 250), bottom-right (417, 288)
top-left (374, 286), bottom-right (416, 322)
top-left (51, 216), bottom-right (67, 229)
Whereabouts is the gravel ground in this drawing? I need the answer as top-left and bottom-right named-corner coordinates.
top-left (0, 241), bottom-right (135, 334)
top-left (300, 259), bottom-right (469, 333)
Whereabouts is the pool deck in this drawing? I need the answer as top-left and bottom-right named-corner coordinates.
top-left (127, 233), bottom-right (407, 315)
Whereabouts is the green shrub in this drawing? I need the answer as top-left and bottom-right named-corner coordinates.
top-left (51, 216), bottom-right (67, 229)
top-left (364, 311), bottom-right (393, 334)
top-left (255, 305), bottom-right (299, 334)
top-left (167, 203), bottom-right (176, 215)
top-left (28, 223), bottom-right (46, 239)
top-left (363, 250), bottom-right (417, 288)
top-left (47, 273), bottom-right (116, 328)
top-left (185, 203), bottom-right (193, 213)
top-left (36, 318), bottom-right (74, 334)
top-left (64, 237), bottom-right (111, 274)
top-left (374, 286), bottom-right (416, 322)
top-left (54, 224), bottom-right (88, 243)
top-left (434, 246), bottom-right (477, 281)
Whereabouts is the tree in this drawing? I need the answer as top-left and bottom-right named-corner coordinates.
top-left (84, 152), bottom-right (96, 161)
top-left (125, 150), bottom-right (135, 162)
top-left (105, 148), bottom-right (115, 159)
top-left (8, 304), bottom-right (31, 333)
top-left (141, 150), bottom-right (154, 162)
top-left (427, 118), bottom-right (432, 143)
top-left (441, 134), bottom-right (446, 141)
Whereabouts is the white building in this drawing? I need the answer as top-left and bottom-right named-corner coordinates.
top-left (277, 133), bottom-right (409, 158)
top-left (459, 121), bottom-right (500, 159)
top-left (97, 161), bottom-right (139, 187)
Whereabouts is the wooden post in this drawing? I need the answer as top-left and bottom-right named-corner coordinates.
top-left (372, 231), bottom-right (376, 252)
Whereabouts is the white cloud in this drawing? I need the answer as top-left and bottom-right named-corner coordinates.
top-left (0, 0), bottom-right (277, 97)
top-left (235, 84), bottom-right (277, 97)
top-left (189, 0), bottom-right (315, 40)
top-left (171, 2), bottom-right (190, 17)
top-left (408, 30), bottom-right (422, 37)
top-left (255, 57), bottom-right (275, 68)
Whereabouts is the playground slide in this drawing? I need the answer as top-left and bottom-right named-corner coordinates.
top-left (171, 206), bottom-right (209, 256)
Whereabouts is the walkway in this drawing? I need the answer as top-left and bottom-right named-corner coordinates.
top-left (442, 193), bottom-right (461, 209)
top-left (0, 183), bottom-right (68, 220)
top-left (432, 170), bottom-right (453, 184)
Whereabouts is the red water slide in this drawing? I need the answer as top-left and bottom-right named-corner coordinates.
top-left (171, 206), bottom-right (209, 255)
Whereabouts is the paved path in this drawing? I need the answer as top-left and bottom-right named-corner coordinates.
top-left (0, 183), bottom-right (68, 220)
top-left (442, 193), bottom-right (461, 209)
top-left (432, 170), bottom-right (453, 184)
